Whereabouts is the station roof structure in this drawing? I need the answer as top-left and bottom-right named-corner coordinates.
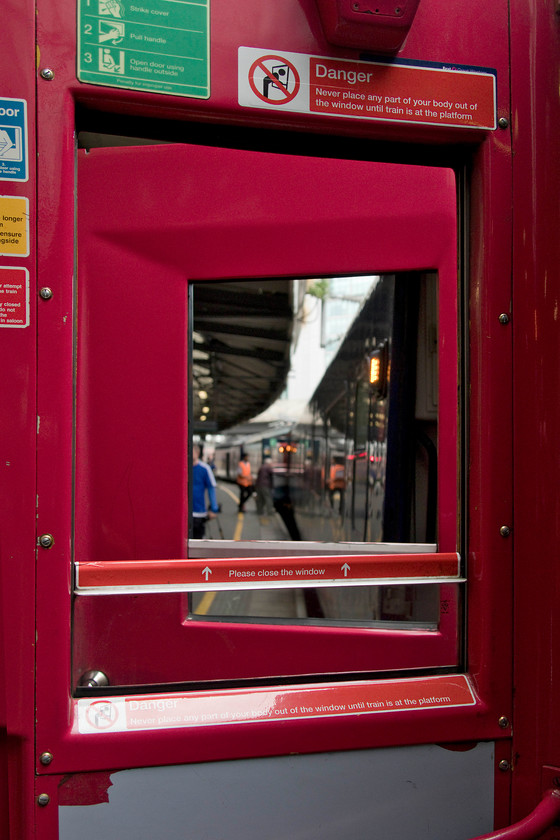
top-left (192, 279), bottom-right (296, 432)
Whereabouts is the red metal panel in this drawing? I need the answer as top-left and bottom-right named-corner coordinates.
top-left (74, 143), bottom-right (458, 558)
top-left (70, 143), bottom-right (459, 690)
top-left (71, 599), bottom-right (458, 687)
top-left (509, 0), bottom-right (560, 830)
top-left (20, 0), bottom-right (520, 836)
top-left (0, 2), bottom-right (38, 838)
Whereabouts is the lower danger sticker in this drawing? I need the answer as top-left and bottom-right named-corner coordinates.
top-left (239, 47), bottom-right (496, 131)
top-left (76, 675), bottom-right (476, 734)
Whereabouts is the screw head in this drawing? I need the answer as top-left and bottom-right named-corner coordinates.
top-left (39, 287), bottom-right (53, 300)
top-left (498, 759), bottom-right (510, 772)
top-left (40, 68), bottom-right (55, 81)
top-left (498, 117), bottom-right (509, 129)
top-left (499, 525), bottom-right (511, 538)
top-left (38, 534), bottom-right (54, 549)
top-left (498, 715), bottom-right (510, 728)
top-left (37, 793), bottom-right (50, 807)
top-left (40, 752), bottom-right (53, 766)
top-left (498, 313), bottom-right (510, 325)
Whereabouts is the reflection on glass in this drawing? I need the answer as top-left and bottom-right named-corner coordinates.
top-left (191, 272), bottom-right (438, 545)
top-left (190, 273), bottom-right (439, 627)
top-left (191, 583), bottom-right (440, 628)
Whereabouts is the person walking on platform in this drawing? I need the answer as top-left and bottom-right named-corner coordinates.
top-left (236, 452), bottom-right (254, 512)
top-left (256, 457), bottom-right (275, 516)
top-left (327, 456), bottom-right (346, 515)
top-left (192, 445), bottom-right (220, 538)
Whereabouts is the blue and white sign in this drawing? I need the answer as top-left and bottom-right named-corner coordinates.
top-left (0, 98), bottom-right (28, 183)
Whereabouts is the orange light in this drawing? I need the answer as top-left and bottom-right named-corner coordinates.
top-left (368, 344), bottom-right (387, 398)
top-left (369, 355), bottom-right (381, 386)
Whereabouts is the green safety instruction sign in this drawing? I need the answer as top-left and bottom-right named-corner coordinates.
top-left (77, 0), bottom-right (209, 99)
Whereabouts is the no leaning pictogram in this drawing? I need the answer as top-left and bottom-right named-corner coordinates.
top-left (249, 54), bottom-right (301, 104)
top-left (86, 699), bottom-right (119, 730)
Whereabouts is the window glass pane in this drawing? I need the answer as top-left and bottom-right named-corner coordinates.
top-left (192, 272), bottom-right (438, 547)
top-left (191, 583), bottom-right (440, 628)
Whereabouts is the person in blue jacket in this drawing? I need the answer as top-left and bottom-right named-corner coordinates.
top-left (192, 445), bottom-right (220, 538)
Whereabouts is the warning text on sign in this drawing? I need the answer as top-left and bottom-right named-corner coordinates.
top-left (76, 675), bottom-right (476, 734)
top-left (309, 58), bottom-right (495, 129)
top-left (0, 266), bottom-right (29, 327)
top-left (0, 196), bottom-right (29, 256)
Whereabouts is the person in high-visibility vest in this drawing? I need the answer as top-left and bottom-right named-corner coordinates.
top-left (327, 457), bottom-right (346, 515)
top-left (236, 453), bottom-right (254, 512)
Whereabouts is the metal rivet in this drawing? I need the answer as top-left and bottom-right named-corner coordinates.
top-left (498, 716), bottom-right (510, 728)
top-left (38, 534), bottom-right (54, 549)
top-left (498, 117), bottom-right (509, 129)
top-left (40, 68), bottom-right (55, 81)
top-left (499, 759), bottom-right (510, 772)
top-left (500, 526), bottom-right (511, 538)
top-left (39, 287), bottom-right (53, 300)
top-left (40, 752), bottom-right (53, 766)
top-left (37, 793), bottom-right (50, 807)
top-left (498, 313), bottom-right (510, 325)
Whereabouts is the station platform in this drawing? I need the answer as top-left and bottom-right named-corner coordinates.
top-left (203, 481), bottom-right (292, 543)
top-left (190, 481), bottom-right (310, 619)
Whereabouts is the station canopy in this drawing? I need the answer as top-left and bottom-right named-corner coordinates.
top-left (192, 279), bottom-right (298, 432)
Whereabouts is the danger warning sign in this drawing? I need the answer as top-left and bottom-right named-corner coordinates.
top-left (239, 47), bottom-right (496, 131)
top-left (76, 674), bottom-right (476, 734)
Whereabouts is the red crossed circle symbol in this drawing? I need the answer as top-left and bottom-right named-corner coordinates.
top-left (248, 55), bottom-right (301, 105)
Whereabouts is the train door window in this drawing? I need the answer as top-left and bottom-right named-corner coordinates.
top-left (188, 271), bottom-right (443, 627)
top-left (73, 140), bottom-right (459, 689)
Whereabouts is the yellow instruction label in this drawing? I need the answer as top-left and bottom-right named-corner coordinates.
top-left (0, 196), bottom-right (29, 256)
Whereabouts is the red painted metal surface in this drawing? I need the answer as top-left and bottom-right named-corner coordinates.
top-left (509, 1), bottom-right (560, 831)
top-left (74, 145), bottom-right (458, 558)
top-left (68, 142), bottom-right (459, 691)
top-left (31, 0), bottom-right (511, 814)
top-left (8, 0), bottom-right (560, 835)
top-left (315, 0), bottom-right (421, 53)
top-left (0, 2), bottom-right (38, 838)
top-left (470, 790), bottom-right (560, 840)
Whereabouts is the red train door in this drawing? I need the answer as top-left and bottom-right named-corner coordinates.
top-left (30, 137), bottom-right (502, 838)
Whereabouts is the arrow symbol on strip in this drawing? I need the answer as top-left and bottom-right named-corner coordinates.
top-left (202, 566), bottom-right (212, 581)
top-left (341, 563), bottom-right (351, 577)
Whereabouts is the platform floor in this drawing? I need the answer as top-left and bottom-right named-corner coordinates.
top-left (202, 481), bottom-right (291, 542)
